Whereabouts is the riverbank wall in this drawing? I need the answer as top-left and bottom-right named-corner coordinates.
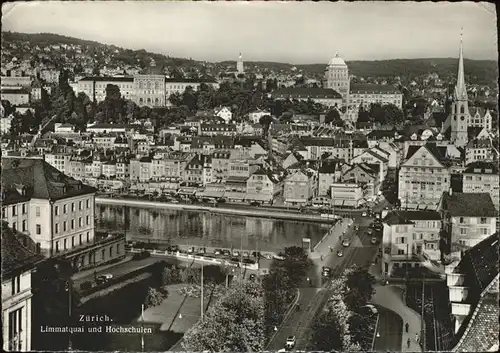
top-left (95, 197), bottom-right (335, 224)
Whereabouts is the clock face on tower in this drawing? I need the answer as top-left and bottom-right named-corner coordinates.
top-left (460, 116), bottom-right (465, 121)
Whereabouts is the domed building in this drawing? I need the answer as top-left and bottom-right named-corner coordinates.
top-left (324, 52), bottom-right (350, 103)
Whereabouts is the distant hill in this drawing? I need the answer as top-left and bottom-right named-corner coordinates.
top-left (2, 31), bottom-right (497, 85)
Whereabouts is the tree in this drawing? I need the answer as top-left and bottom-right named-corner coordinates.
top-left (280, 246), bottom-right (311, 288)
top-left (144, 287), bottom-right (168, 309)
top-left (181, 266), bottom-right (201, 285)
top-left (182, 281), bottom-right (265, 352)
top-left (343, 265), bottom-right (376, 310)
top-left (259, 115), bottom-right (273, 138)
top-left (383, 103), bottom-right (405, 126)
top-left (325, 108), bottom-right (344, 127)
top-left (168, 92), bottom-right (183, 107)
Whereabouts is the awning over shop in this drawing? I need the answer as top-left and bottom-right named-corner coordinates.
top-left (178, 188), bottom-right (197, 195)
top-left (197, 190), bottom-right (225, 198)
top-left (245, 193), bottom-right (272, 202)
top-left (225, 192), bottom-right (246, 200)
top-left (285, 199), bottom-right (308, 204)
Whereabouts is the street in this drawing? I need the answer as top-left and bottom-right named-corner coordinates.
top-left (373, 307), bottom-right (403, 351)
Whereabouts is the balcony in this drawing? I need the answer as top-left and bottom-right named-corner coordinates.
top-left (451, 302), bottom-right (471, 316)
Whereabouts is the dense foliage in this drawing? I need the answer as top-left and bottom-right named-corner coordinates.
top-left (263, 246), bottom-right (311, 340)
top-left (144, 286), bottom-right (168, 309)
top-left (182, 281), bottom-right (265, 352)
top-left (310, 265), bottom-right (375, 351)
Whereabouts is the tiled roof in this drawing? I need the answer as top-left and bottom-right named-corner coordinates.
top-left (466, 138), bottom-right (491, 149)
top-left (1, 87), bottom-right (30, 94)
top-left (272, 87), bottom-right (342, 99)
top-left (1, 157), bottom-right (96, 202)
top-left (80, 76), bottom-right (134, 82)
top-left (426, 112), bottom-right (448, 128)
top-left (463, 161), bottom-right (498, 174)
top-left (441, 192), bottom-right (497, 217)
top-left (405, 143), bottom-right (449, 165)
top-left (395, 210), bottom-right (442, 221)
top-left (454, 233), bottom-right (499, 292)
top-left (349, 83), bottom-right (401, 94)
top-left (1, 221), bottom-right (44, 278)
top-left (383, 211), bottom-right (415, 226)
top-left (453, 276), bottom-right (499, 353)
top-left (467, 127), bottom-right (484, 140)
top-left (367, 129), bottom-right (397, 139)
top-left (319, 161), bottom-right (338, 174)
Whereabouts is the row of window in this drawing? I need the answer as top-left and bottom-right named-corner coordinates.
top-left (458, 227), bottom-right (490, 235)
top-left (55, 215), bottom-right (91, 234)
top-left (55, 199), bottom-right (91, 215)
top-left (3, 203), bottom-right (28, 217)
top-left (55, 232), bottom-right (91, 252)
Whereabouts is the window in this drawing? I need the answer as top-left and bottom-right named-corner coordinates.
top-left (481, 228), bottom-right (489, 235)
top-left (87, 232), bottom-right (90, 243)
top-left (101, 248), bottom-right (106, 260)
top-left (79, 234), bottom-right (82, 245)
top-left (79, 201), bottom-right (83, 210)
top-left (55, 223), bottom-right (59, 234)
top-left (64, 239), bottom-right (67, 250)
top-left (36, 224), bottom-right (41, 235)
top-left (22, 203), bottom-right (27, 214)
top-left (12, 222), bottom-right (17, 231)
top-left (8, 308), bottom-right (23, 351)
top-left (63, 204), bottom-right (67, 214)
top-left (398, 249), bottom-right (405, 255)
top-left (459, 217), bottom-right (464, 224)
top-left (55, 241), bottom-right (59, 253)
top-left (79, 217), bottom-right (82, 227)
top-left (2, 207), bottom-right (6, 218)
top-left (71, 203), bottom-right (75, 212)
top-left (71, 236), bottom-right (75, 247)
top-left (460, 228), bottom-right (467, 235)
top-left (12, 205), bottom-right (17, 216)
top-left (109, 247), bottom-right (113, 257)
top-left (116, 244), bottom-right (120, 255)
top-left (480, 217), bottom-right (487, 224)
top-left (71, 220), bottom-right (75, 229)
top-left (63, 221), bottom-right (67, 232)
top-left (22, 220), bottom-right (27, 232)
top-left (11, 275), bottom-right (21, 295)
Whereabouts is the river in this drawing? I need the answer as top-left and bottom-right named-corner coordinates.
top-left (96, 204), bottom-right (329, 252)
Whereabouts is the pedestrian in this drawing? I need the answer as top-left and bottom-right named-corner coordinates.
top-left (320, 255), bottom-right (324, 261)
top-left (415, 333), bottom-right (419, 343)
top-left (405, 323), bottom-right (409, 333)
top-left (407, 338), bottom-right (411, 348)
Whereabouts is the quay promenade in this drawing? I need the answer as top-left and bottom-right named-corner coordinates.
top-left (95, 197), bottom-right (337, 224)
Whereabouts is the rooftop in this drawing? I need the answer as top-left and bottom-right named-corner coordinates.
top-left (1, 157), bottom-right (97, 203)
top-left (349, 83), bottom-right (401, 94)
top-left (441, 192), bottom-right (497, 217)
top-left (272, 87), bottom-right (342, 99)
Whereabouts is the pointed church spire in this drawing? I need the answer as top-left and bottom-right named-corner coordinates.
top-left (455, 28), bottom-right (467, 100)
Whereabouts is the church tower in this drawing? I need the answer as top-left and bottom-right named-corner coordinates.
top-left (237, 53), bottom-right (244, 74)
top-left (450, 30), bottom-right (470, 147)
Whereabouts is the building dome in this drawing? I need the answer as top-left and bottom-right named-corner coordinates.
top-left (328, 52), bottom-right (347, 67)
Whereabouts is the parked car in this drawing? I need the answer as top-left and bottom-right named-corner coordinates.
top-left (367, 228), bottom-right (373, 235)
top-left (362, 211), bottom-right (368, 217)
top-left (273, 254), bottom-right (285, 260)
top-left (243, 258), bottom-right (255, 264)
top-left (251, 251), bottom-right (261, 258)
top-left (213, 248), bottom-right (222, 256)
top-left (337, 250), bottom-right (343, 257)
top-left (243, 251), bottom-right (250, 257)
top-left (371, 237), bottom-right (378, 244)
top-left (263, 253), bottom-right (273, 260)
top-left (342, 239), bottom-right (350, 247)
top-left (364, 304), bottom-right (378, 315)
top-left (132, 251), bottom-right (151, 260)
top-left (250, 201), bottom-right (261, 207)
top-left (222, 249), bottom-right (231, 257)
top-left (232, 250), bottom-right (240, 257)
top-left (249, 273), bottom-right (256, 281)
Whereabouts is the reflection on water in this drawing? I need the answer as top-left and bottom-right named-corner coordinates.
top-left (96, 204), bottom-right (329, 252)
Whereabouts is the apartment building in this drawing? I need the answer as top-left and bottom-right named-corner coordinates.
top-left (44, 152), bottom-right (72, 174)
top-left (246, 168), bottom-right (282, 203)
top-left (465, 138), bottom-right (495, 165)
top-left (283, 170), bottom-right (317, 206)
top-left (330, 182), bottom-right (364, 208)
top-left (1, 157), bottom-right (124, 270)
top-left (317, 160), bottom-right (343, 196)
top-left (399, 143), bottom-right (451, 210)
top-left (440, 191), bottom-right (497, 254)
top-left (1, 223), bottom-right (44, 351)
top-left (462, 162), bottom-right (499, 210)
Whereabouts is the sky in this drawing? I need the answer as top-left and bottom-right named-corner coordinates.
top-left (2, 1), bottom-right (498, 64)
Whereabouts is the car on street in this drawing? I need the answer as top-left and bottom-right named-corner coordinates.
top-left (96, 273), bottom-right (113, 284)
top-left (322, 266), bottom-right (332, 277)
top-left (273, 254), bottom-right (285, 260)
top-left (251, 251), bottom-right (261, 258)
top-left (362, 211), bottom-right (368, 217)
top-left (213, 248), bottom-right (222, 256)
top-left (371, 237), bottom-right (378, 244)
top-left (337, 250), bottom-right (343, 257)
top-left (222, 249), bottom-right (231, 257)
top-left (342, 239), bottom-right (350, 247)
top-left (250, 201), bottom-right (261, 207)
top-left (367, 228), bottom-right (373, 235)
top-left (354, 225), bottom-right (359, 231)
top-left (363, 304), bottom-right (378, 315)
top-left (170, 199), bottom-right (179, 204)
top-left (263, 253), bottom-right (273, 260)
top-left (285, 336), bottom-right (296, 349)
top-left (232, 250), bottom-right (240, 257)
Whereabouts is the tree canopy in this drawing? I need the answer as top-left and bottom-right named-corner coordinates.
top-left (182, 281), bottom-right (265, 352)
